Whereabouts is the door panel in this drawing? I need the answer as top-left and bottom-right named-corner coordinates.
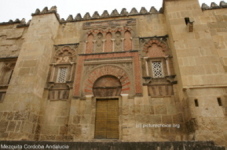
top-left (95, 99), bottom-right (119, 139)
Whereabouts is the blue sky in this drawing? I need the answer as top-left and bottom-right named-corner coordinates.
top-left (0, 0), bottom-right (225, 22)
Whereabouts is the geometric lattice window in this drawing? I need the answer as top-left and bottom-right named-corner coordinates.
top-left (152, 61), bottom-right (164, 78)
top-left (57, 67), bottom-right (68, 83)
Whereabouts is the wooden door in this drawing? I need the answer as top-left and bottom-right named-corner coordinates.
top-left (95, 99), bottom-right (119, 139)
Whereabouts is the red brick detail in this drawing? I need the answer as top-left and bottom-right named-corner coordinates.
top-left (85, 89), bottom-right (92, 93)
top-left (86, 34), bottom-right (94, 53)
top-left (143, 39), bottom-right (168, 57)
top-left (84, 65), bottom-right (130, 95)
top-left (73, 51), bottom-right (143, 97)
top-left (105, 32), bottom-right (113, 52)
top-left (122, 82), bottom-right (130, 87)
top-left (122, 88), bottom-right (130, 91)
top-left (124, 31), bottom-right (132, 51)
top-left (74, 57), bottom-right (84, 96)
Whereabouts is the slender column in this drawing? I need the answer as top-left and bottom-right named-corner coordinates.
top-left (112, 39), bottom-right (115, 52)
top-left (121, 38), bottom-right (125, 51)
top-left (92, 40), bottom-right (96, 53)
top-left (102, 39), bottom-right (106, 52)
top-left (144, 57), bottom-right (149, 76)
top-left (50, 64), bottom-right (56, 82)
top-left (165, 57), bottom-right (170, 76)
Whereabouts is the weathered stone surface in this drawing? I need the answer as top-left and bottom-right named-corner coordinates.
top-left (66, 15), bottom-right (74, 22)
top-left (92, 11), bottom-right (100, 19)
top-left (0, 1), bottom-right (227, 147)
top-left (149, 7), bottom-right (158, 13)
top-left (83, 12), bottom-right (91, 20)
top-left (110, 9), bottom-right (119, 17)
top-left (101, 10), bottom-right (109, 18)
top-left (75, 13), bottom-right (82, 21)
top-left (140, 7), bottom-right (148, 14)
top-left (201, 3), bottom-right (210, 10)
top-left (120, 8), bottom-right (128, 16)
top-left (129, 8), bottom-right (138, 15)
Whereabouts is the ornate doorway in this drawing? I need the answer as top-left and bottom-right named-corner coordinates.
top-left (93, 75), bottom-right (121, 139)
top-left (95, 98), bottom-right (119, 139)
top-left (93, 75), bottom-right (122, 97)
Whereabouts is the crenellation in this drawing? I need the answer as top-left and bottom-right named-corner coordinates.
top-left (92, 11), bottom-right (100, 19)
top-left (202, 1), bottom-right (227, 11)
top-left (120, 8), bottom-right (128, 16)
top-left (211, 2), bottom-right (221, 9)
top-left (150, 6), bottom-right (159, 13)
top-left (140, 7), bottom-right (148, 14)
top-left (83, 12), bottom-right (91, 20)
top-left (129, 8), bottom-right (139, 15)
top-left (220, 1), bottom-right (227, 8)
top-left (0, 0), bottom-right (226, 148)
top-left (75, 13), bottom-right (82, 21)
top-left (66, 15), bottom-right (74, 22)
top-left (110, 9), bottom-right (120, 17)
top-left (42, 7), bottom-right (49, 13)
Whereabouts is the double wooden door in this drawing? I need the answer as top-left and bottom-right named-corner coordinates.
top-left (95, 99), bottom-right (119, 139)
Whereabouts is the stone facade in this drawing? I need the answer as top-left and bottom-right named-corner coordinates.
top-left (0, 0), bottom-right (226, 147)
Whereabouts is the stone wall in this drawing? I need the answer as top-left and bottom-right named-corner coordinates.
top-left (0, 0), bottom-right (226, 147)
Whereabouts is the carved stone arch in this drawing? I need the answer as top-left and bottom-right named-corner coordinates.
top-left (55, 46), bottom-right (76, 63)
top-left (86, 33), bottom-right (94, 53)
top-left (105, 32), bottom-right (113, 52)
top-left (95, 32), bottom-right (104, 52)
top-left (124, 30), bottom-right (132, 51)
top-left (93, 75), bottom-right (122, 97)
top-left (2, 62), bottom-right (15, 71)
top-left (114, 31), bottom-right (122, 51)
top-left (124, 27), bottom-right (135, 37)
top-left (143, 39), bottom-right (169, 57)
top-left (0, 62), bottom-right (15, 85)
top-left (83, 65), bottom-right (131, 96)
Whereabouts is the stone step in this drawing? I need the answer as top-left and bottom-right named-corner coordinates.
top-left (0, 141), bottom-right (226, 150)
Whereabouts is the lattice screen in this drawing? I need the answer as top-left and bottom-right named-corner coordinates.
top-left (57, 67), bottom-right (68, 83)
top-left (152, 61), bottom-right (164, 78)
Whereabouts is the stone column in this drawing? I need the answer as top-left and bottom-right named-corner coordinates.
top-left (164, 0), bottom-right (227, 146)
top-left (0, 12), bottom-right (59, 140)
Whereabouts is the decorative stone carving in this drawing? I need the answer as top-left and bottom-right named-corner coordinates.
top-left (201, 3), bottom-right (210, 10)
top-left (129, 8), bottom-right (138, 15)
top-left (66, 15), bottom-right (74, 22)
top-left (159, 7), bottom-right (164, 13)
top-left (105, 32), bottom-right (113, 52)
top-left (47, 45), bottom-right (77, 100)
top-left (140, 7), bottom-right (148, 14)
top-left (86, 34), bottom-right (94, 53)
top-left (150, 7), bottom-right (158, 13)
top-left (83, 13), bottom-right (91, 20)
top-left (75, 13), bottom-right (82, 21)
top-left (115, 31), bottom-right (122, 51)
top-left (93, 75), bottom-right (122, 97)
top-left (0, 62), bottom-right (15, 86)
top-left (143, 38), bottom-right (169, 57)
top-left (111, 9), bottom-right (119, 17)
top-left (35, 9), bottom-right (40, 14)
top-left (95, 33), bottom-right (103, 52)
top-left (49, 6), bottom-right (57, 12)
top-left (124, 31), bottom-right (132, 51)
top-left (120, 8), bottom-right (128, 16)
top-left (211, 2), bottom-right (220, 9)
top-left (83, 65), bottom-right (131, 95)
top-left (92, 11), bottom-right (100, 19)
top-left (41, 7), bottom-right (48, 13)
top-left (101, 10), bottom-right (109, 18)
top-left (220, 1), bottom-right (227, 8)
